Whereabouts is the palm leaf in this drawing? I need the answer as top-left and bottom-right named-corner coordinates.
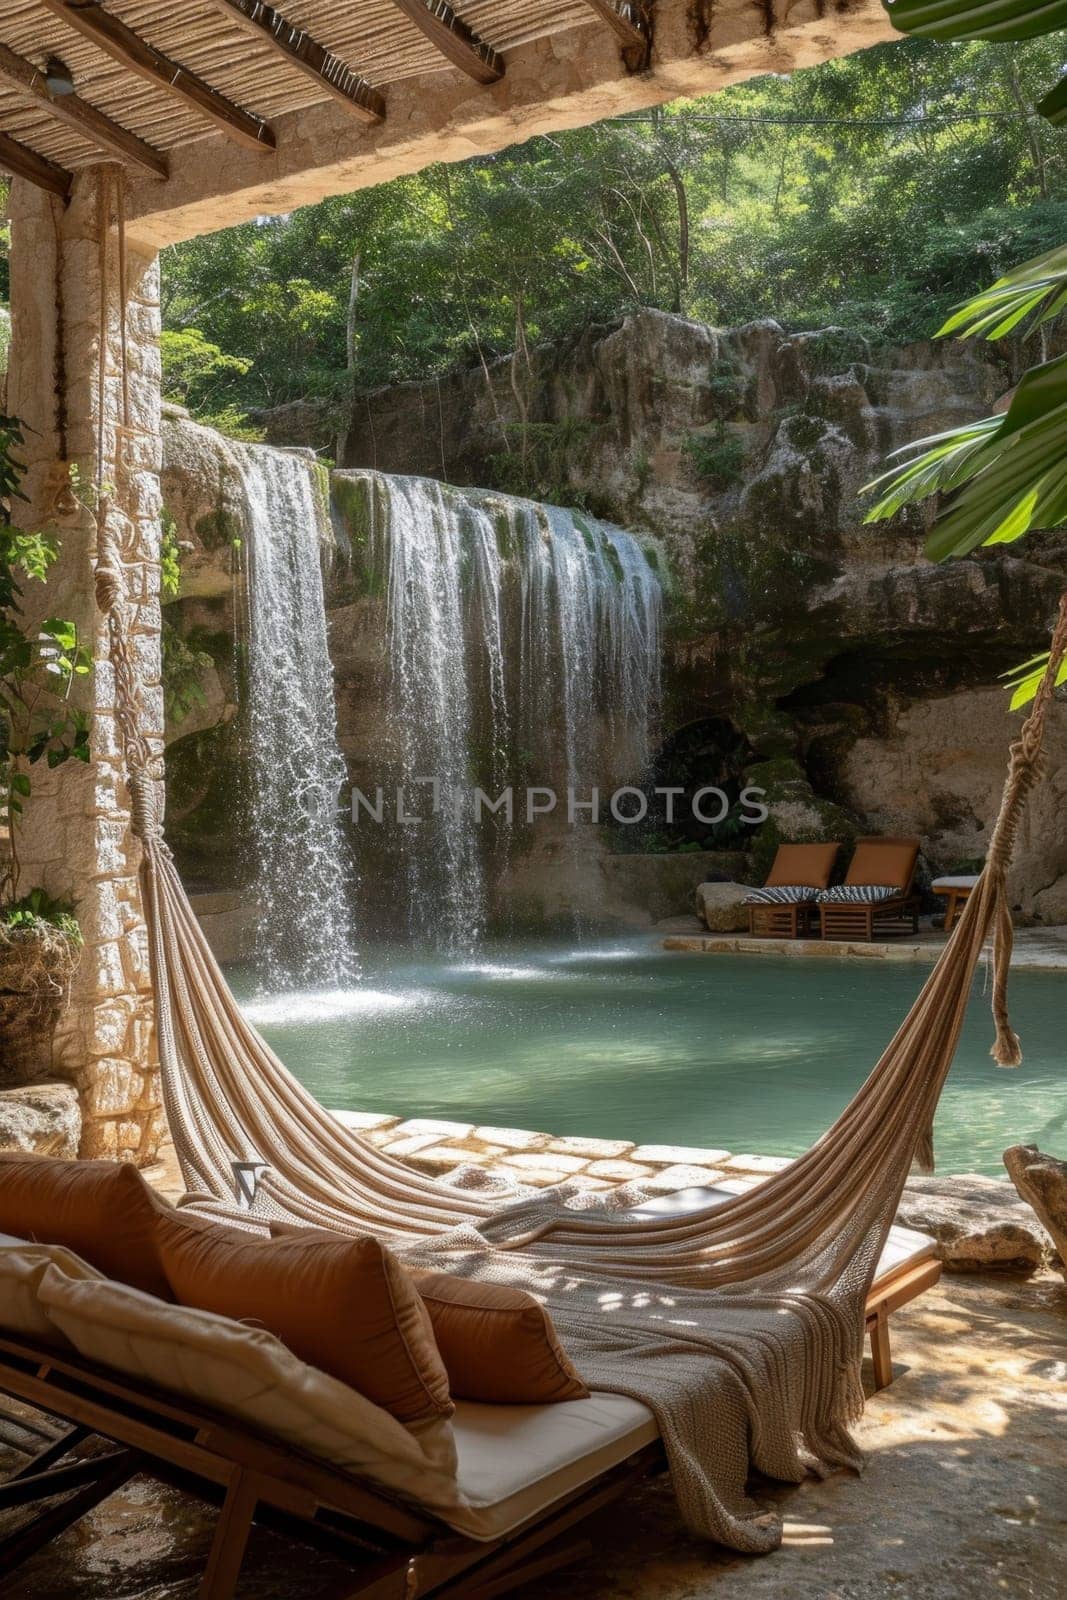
top-left (1002, 650), bottom-right (1067, 709)
top-left (937, 244), bottom-right (1067, 341)
top-left (862, 355), bottom-right (1067, 556)
top-left (884, 0), bottom-right (1067, 41)
top-left (1037, 75), bottom-right (1067, 127)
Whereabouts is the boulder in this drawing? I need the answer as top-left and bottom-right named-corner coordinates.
top-left (1003, 1145), bottom-right (1067, 1278)
top-left (695, 881), bottom-right (751, 931)
top-left (0, 1081), bottom-right (81, 1158)
top-left (899, 1172), bottom-right (1051, 1273)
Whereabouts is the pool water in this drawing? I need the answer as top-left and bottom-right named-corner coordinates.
top-left (232, 939), bottom-right (1066, 1177)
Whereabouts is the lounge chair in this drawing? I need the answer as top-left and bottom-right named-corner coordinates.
top-left (818, 837), bottom-right (921, 942)
top-left (742, 841), bottom-right (841, 939)
top-left (931, 874), bottom-right (979, 933)
top-left (0, 1225), bottom-right (940, 1598)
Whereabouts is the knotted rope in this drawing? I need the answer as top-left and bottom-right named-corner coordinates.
top-left (984, 588), bottom-right (1067, 1066)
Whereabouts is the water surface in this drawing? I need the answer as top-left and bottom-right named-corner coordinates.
top-left (231, 939), bottom-right (1066, 1176)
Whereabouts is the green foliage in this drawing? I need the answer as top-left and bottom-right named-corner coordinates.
top-left (159, 39), bottom-right (1065, 414)
top-left (481, 420), bottom-right (610, 511)
top-left (2, 888), bottom-right (82, 944)
top-left (938, 241), bottom-right (1067, 338)
top-left (161, 328), bottom-right (251, 407)
top-left (864, 0), bottom-right (1067, 712)
top-left (160, 506), bottom-right (181, 599)
top-left (0, 415), bottom-right (91, 903)
top-left (162, 620), bottom-right (213, 728)
top-left (683, 424), bottom-right (746, 490)
top-left (884, 0), bottom-right (1067, 44)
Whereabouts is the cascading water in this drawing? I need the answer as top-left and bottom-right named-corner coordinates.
top-left (348, 471), bottom-right (662, 948)
top-left (237, 444), bottom-right (357, 988)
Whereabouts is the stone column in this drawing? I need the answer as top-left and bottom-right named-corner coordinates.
top-left (6, 171), bottom-right (165, 1164)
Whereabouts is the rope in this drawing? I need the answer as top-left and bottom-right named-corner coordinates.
top-left (985, 590), bottom-right (1067, 1066)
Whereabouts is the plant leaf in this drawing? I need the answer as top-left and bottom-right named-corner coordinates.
top-left (883, 0), bottom-right (1067, 42)
top-left (936, 245), bottom-right (1067, 341)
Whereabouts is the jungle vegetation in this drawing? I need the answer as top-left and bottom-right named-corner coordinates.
top-left (157, 36), bottom-right (1065, 431)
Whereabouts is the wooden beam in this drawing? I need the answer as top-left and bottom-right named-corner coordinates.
top-left (204, 0), bottom-right (385, 122)
top-left (578, 0), bottom-right (650, 51)
top-left (389, 0), bottom-right (503, 85)
top-left (0, 129), bottom-right (72, 197)
top-left (0, 41), bottom-right (168, 177)
top-left (35, 0), bottom-right (276, 152)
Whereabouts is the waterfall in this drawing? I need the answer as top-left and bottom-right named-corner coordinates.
top-left (348, 472), bottom-right (662, 947)
top-left (237, 444), bottom-right (357, 988)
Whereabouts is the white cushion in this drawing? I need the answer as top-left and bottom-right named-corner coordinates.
top-left (36, 1266), bottom-right (468, 1523)
top-left (931, 875), bottom-right (980, 891)
top-left (875, 1224), bottom-right (938, 1282)
top-left (449, 1391), bottom-right (659, 1539)
top-left (0, 1231), bottom-right (103, 1346)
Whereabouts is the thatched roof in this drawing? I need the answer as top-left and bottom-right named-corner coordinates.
top-left (0, 0), bottom-right (646, 194)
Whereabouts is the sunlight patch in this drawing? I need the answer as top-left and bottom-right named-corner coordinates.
top-left (241, 987), bottom-right (436, 1025)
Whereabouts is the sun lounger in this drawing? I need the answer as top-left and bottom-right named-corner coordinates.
top-left (931, 874), bottom-right (979, 932)
top-left (742, 841), bottom-right (841, 939)
top-left (818, 837), bottom-right (921, 942)
top-left (0, 1224), bottom-right (939, 1597)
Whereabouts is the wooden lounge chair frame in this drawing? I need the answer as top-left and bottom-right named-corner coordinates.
top-left (932, 879), bottom-right (976, 933)
top-left (0, 1253), bottom-right (941, 1597)
top-left (820, 837), bottom-right (922, 943)
top-left (746, 900), bottom-right (817, 940)
top-left (744, 842), bottom-right (841, 941)
top-left (0, 1329), bottom-right (665, 1600)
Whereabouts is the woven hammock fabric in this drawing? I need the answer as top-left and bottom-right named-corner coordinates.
top-left (121, 588), bottom-right (1066, 1551)
top-left (92, 329), bottom-right (1067, 1550)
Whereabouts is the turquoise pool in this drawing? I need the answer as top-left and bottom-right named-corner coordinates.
top-left (233, 939), bottom-right (1066, 1177)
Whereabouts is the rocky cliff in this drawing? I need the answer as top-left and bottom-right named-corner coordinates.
top-left (164, 313), bottom-right (1067, 923)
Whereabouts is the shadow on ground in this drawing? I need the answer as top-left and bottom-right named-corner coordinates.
top-left (0, 1273), bottom-right (1063, 1600)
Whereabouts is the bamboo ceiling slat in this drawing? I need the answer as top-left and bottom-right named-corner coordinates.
top-left (462, 0), bottom-right (599, 50)
top-left (0, 0), bottom-right (621, 171)
top-left (274, 1), bottom-right (453, 83)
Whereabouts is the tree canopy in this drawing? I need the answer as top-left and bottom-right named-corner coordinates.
top-left (158, 35), bottom-right (1065, 429)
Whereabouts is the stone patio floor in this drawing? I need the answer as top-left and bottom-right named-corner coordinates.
top-left (1, 1268), bottom-right (1062, 1600)
top-left (661, 920), bottom-right (1067, 970)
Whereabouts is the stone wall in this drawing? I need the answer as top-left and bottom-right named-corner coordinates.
top-left (163, 313), bottom-right (1067, 925)
top-left (329, 310), bottom-right (1067, 917)
top-left (6, 175), bottom-right (164, 1163)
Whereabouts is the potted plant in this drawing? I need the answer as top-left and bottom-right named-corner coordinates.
top-left (0, 413), bottom-right (90, 1085)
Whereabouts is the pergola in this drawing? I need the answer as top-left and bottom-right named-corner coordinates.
top-left (1, 0), bottom-right (896, 1162)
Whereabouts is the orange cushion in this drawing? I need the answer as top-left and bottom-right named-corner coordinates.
top-left (766, 841), bottom-right (840, 889)
top-left (846, 839), bottom-right (919, 890)
top-left (413, 1272), bottom-right (589, 1404)
top-left (156, 1215), bottom-right (452, 1425)
top-left (0, 1155), bottom-right (172, 1300)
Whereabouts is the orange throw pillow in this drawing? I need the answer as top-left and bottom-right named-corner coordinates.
top-left (413, 1272), bottom-right (588, 1404)
top-left (0, 1155), bottom-right (171, 1300)
top-left (156, 1215), bottom-right (452, 1426)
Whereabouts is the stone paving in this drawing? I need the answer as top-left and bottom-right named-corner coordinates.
top-left (663, 922), bottom-right (1067, 970)
top-left (147, 1114), bottom-right (792, 1206)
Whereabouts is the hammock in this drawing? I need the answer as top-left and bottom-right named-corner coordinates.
top-left (89, 172), bottom-right (1067, 1547)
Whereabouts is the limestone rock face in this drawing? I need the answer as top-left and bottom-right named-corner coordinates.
top-left (1003, 1145), bottom-right (1067, 1277)
top-left (899, 1173), bottom-right (1052, 1273)
top-left (0, 1081), bottom-right (81, 1158)
top-left (696, 881), bottom-right (750, 931)
top-left (161, 312), bottom-right (1067, 924)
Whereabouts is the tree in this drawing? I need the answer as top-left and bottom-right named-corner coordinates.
top-left (158, 37), bottom-right (1064, 421)
top-left (863, 0), bottom-right (1067, 705)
